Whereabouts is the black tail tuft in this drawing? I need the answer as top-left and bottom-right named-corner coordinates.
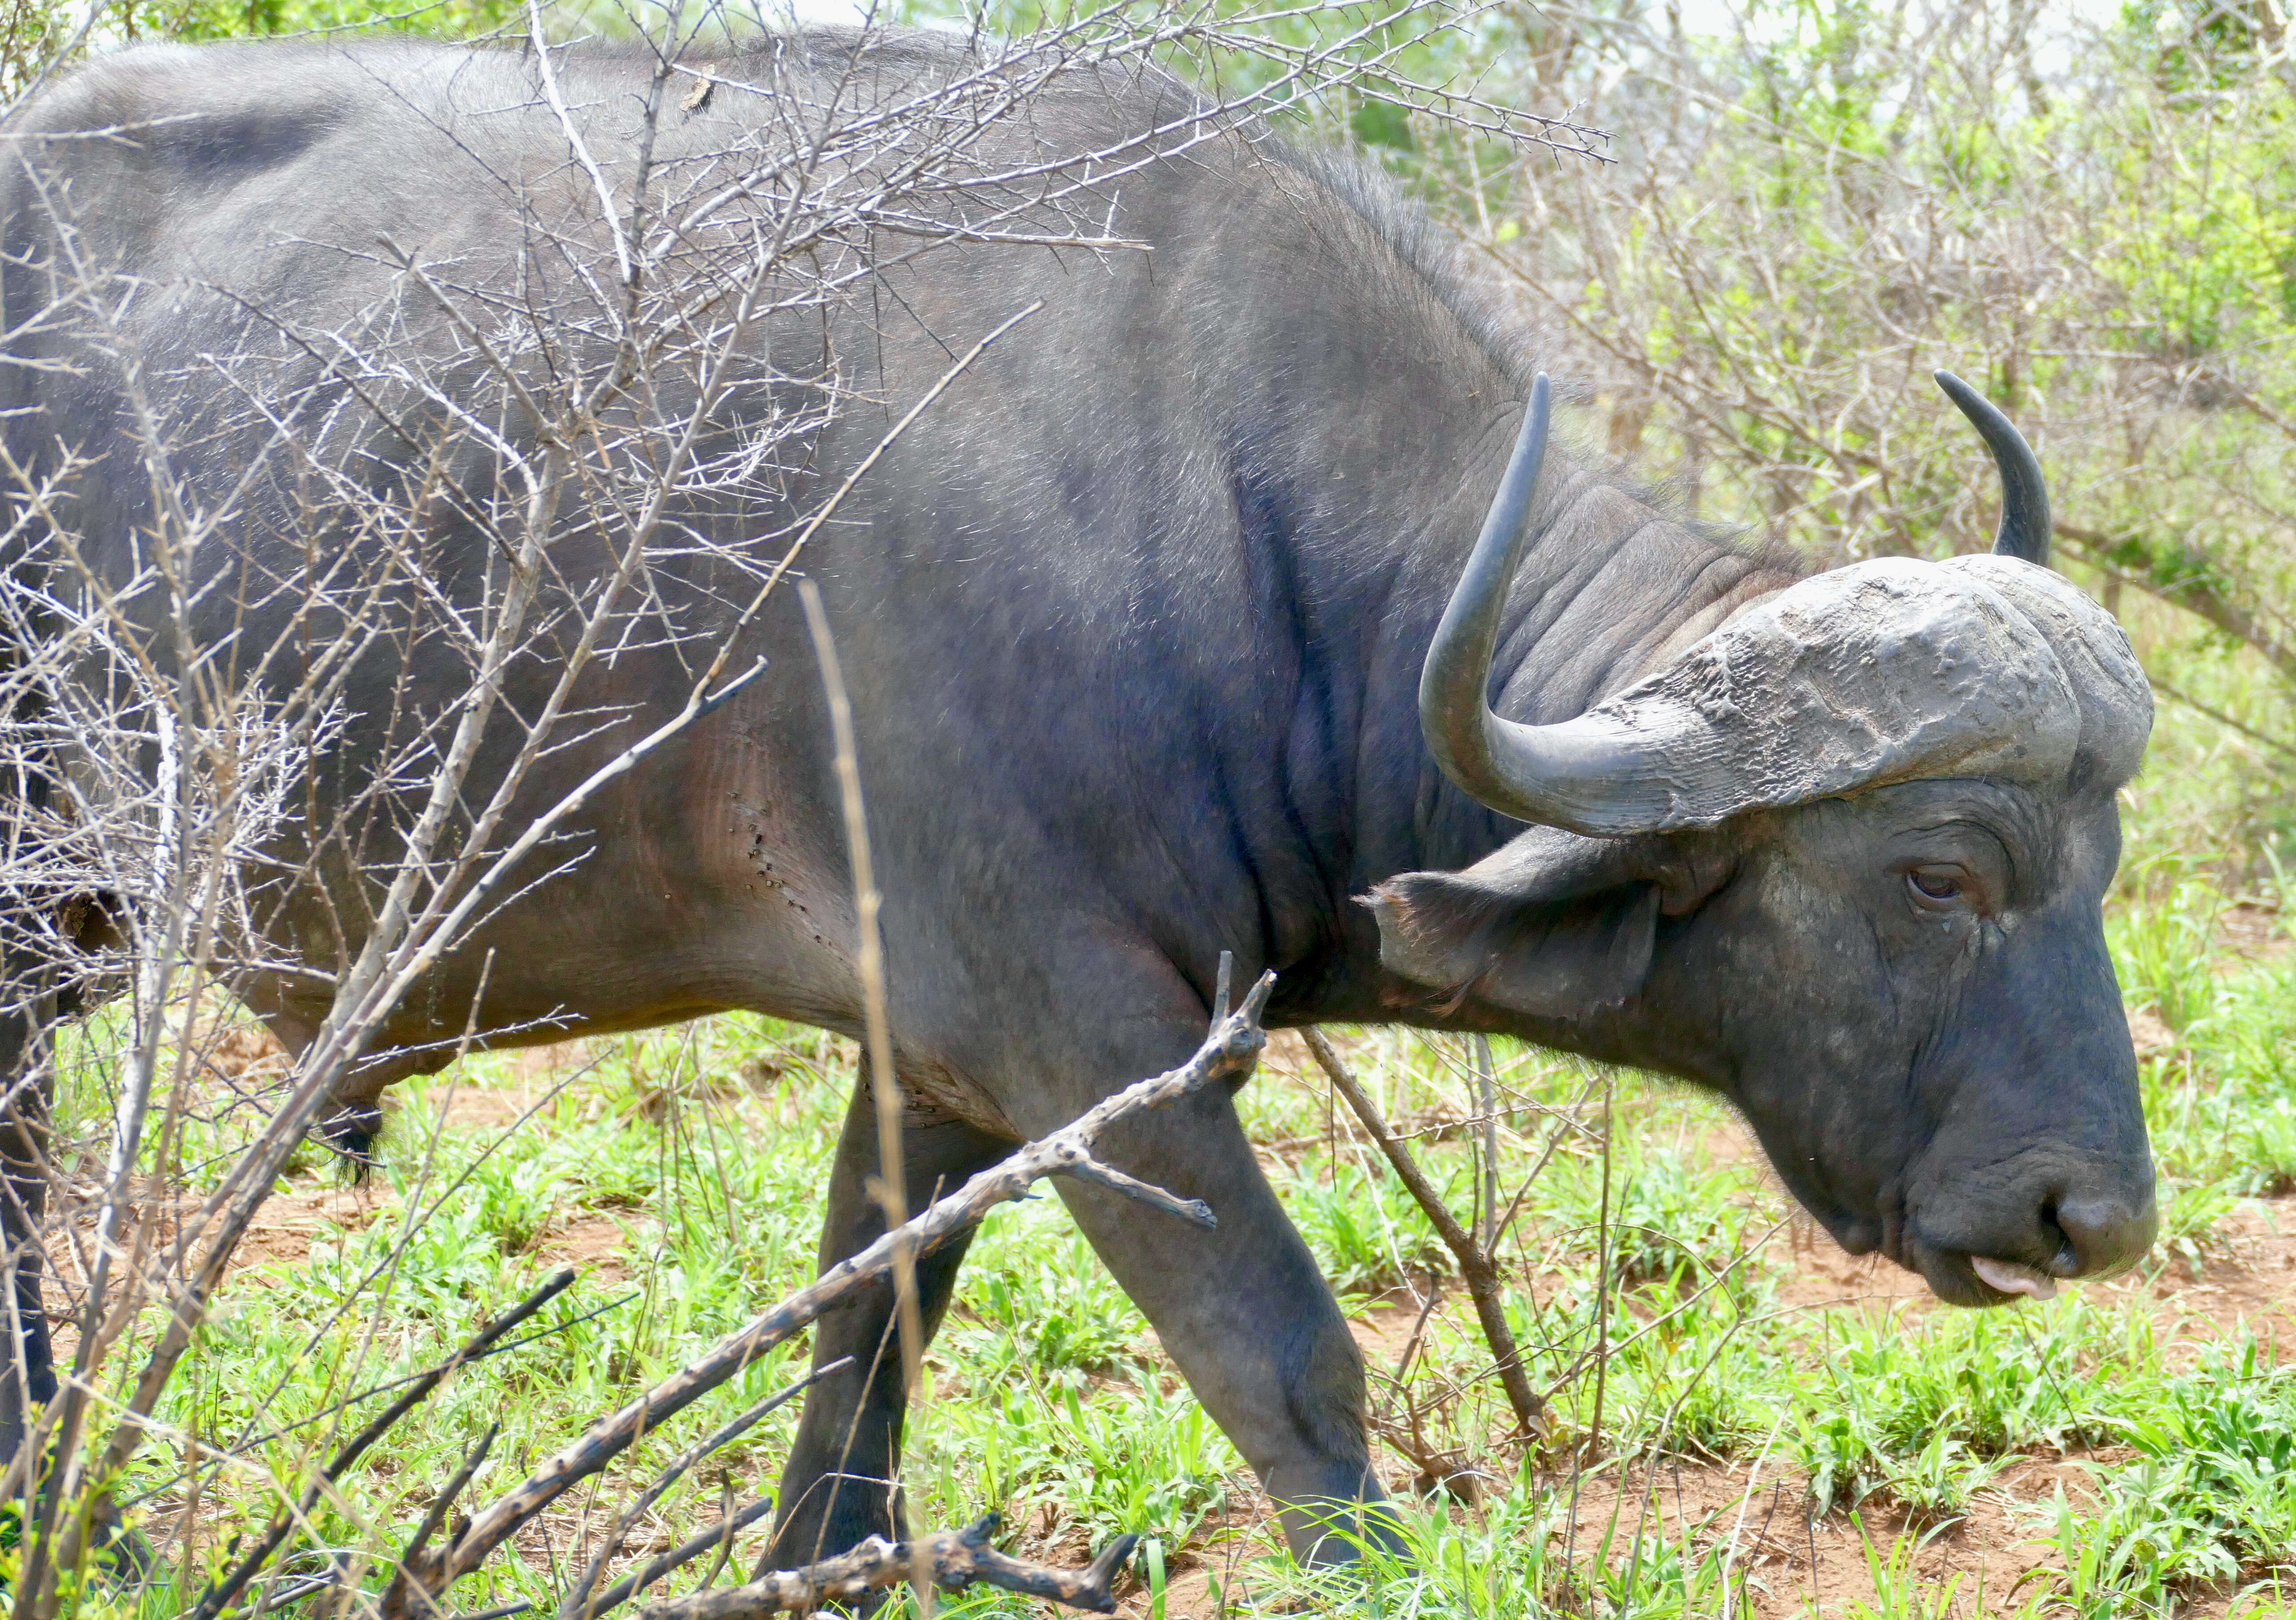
top-left (317, 1104), bottom-right (383, 1183)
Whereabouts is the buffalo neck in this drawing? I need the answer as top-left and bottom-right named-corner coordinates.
top-left (1336, 410), bottom-right (1799, 873)
top-left (1013, 158), bottom-right (1805, 1016)
top-left (1247, 396), bottom-right (1799, 1020)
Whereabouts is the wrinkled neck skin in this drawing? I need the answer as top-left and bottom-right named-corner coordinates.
top-left (1264, 425), bottom-right (1798, 1027)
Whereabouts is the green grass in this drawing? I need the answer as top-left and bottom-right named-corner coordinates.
top-left (24, 602), bottom-right (2296, 1620)
top-left (61, 956), bottom-right (2292, 1620)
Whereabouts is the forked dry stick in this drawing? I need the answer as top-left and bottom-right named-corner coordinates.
top-left (1300, 1027), bottom-right (1544, 1437)
top-left (581, 1501), bottom-right (779, 1620)
top-left (557, 1358), bottom-right (855, 1620)
top-left (384, 968), bottom-right (1271, 1619)
top-left (633, 1513), bottom-right (1137, 1619)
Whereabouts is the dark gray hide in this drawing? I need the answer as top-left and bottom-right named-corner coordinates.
top-left (0, 31), bottom-right (2154, 1568)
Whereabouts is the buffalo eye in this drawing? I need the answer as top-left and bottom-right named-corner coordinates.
top-left (1906, 867), bottom-right (1967, 907)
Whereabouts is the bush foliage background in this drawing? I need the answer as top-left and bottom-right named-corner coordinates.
top-left (25, 0), bottom-right (2296, 889)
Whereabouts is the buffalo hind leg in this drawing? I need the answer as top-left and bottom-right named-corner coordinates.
top-left (0, 973), bottom-right (58, 1470)
top-left (768, 1069), bottom-right (1013, 1568)
top-left (0, 976), bottom-right (147, 1578)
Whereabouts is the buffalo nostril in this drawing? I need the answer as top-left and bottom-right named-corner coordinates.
top-left (2051, 1195), bottom-right (2160, 1277)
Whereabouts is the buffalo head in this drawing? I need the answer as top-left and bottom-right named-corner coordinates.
top-left (1370, 373), bottom-right (2156, 1306)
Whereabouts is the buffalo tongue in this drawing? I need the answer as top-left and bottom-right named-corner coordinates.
top-left (1970, 1255), bottom-right (2059, 1300)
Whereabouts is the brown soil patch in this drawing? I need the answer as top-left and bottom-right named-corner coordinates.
top-left (230, 1177), bottom-right (399, 1274)
top-left (42, 1161), bottom-right (635, 1322)
top-left (2129, 1005), bottom-right (2180, 1058)
top-left (1347, 1277), bottom-right (1444, 1365)
top-left (197, 1023), bottom-right (294, 1085)
top-left (41, 1055), bottom-right (638, 1334)
top-left (542, 1211), bottom-right (637, 1283)
top-left (437, 1083), bottom-right (541, 1132)
top-left (36, 1172), bottom-right (398, 1309)
top-left (2215, 901), bottom-right (2289, 967)
top-left (2121, 1198), bottom-right (2296, 1350)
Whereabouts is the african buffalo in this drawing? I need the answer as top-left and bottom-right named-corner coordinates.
top-left (0, 28), bottom-right (2153, 1570)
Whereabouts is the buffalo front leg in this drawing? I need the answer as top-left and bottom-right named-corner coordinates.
top-left (768, 1069), bottom-right (1014, 1567)
top-left (1054, 1079), bottom-right (1397, 1566)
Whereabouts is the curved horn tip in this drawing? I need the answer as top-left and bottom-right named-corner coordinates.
top-left (1416, 372), bottom-right (1556, 812)
top-left (1933, 368), bottom-right (2051, 569)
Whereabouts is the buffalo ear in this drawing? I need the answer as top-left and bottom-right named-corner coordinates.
top-left (1365, 826), bottom-right (1667, 1019)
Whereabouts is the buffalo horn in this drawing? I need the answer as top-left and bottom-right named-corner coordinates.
top-left (1418, 373), bottom-right (2134, 839)
top-left (1934, 369), bottom-right (2050, 566)
top-left (1418, 373), bottom-right (1683, 832)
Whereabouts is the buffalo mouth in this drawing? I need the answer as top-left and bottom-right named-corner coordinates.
top-left (1814, 1218), bottom-right (2115, 1307)
top-left (1888, 1215), bottom-right (2079, 1307)
top-left (1900, 1241), bottom-right (2066, 1307)
top-left (1866, 1159), bottom-right (2161, 1305)
top-left (1966, 1255), bottom-right (2059, 1301)
top-left (1914, 1231), bottom-right (2149, 1306)
top-left (1751, 1132), bottom-right (2156, 1306)
top-left (1901, 1195), bottom-right (2159, 1306)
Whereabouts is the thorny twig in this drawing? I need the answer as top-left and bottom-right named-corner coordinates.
top-left (556, 1358), bottom-right (854, 1620)
top-left (1301, 1028), bottom-right (1544, 1437)
top-left (192, 1269), bottom-right (580, 1620)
